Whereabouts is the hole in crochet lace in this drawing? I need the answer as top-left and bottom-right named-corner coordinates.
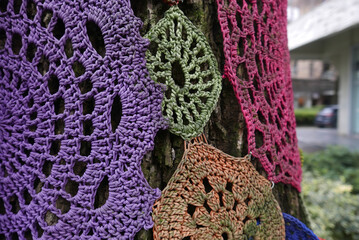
top-left (14, 0), bottom-right (22, 14)
top-left (11, 33), bottom-right (22, 55)
top-left (48, 74), bottom-right (59, 94)
top-left (232, 200), bottom-right (238, 211)
top-left (165, 86), bottom-right (171, 99)
top-left (244, 197), bottom-right (251, 206)
top-left (148, 41), bottom-right (158, 56)
top-left (86, 21), bottom-right (106, 57)
top-left (94, 175), bottom-right (109, 209)
top-left (50, 140), bottom-right (61, 155)
top-left (276, 117), bottom-right (281, 130)
top-left (79, 79), bottom-right (92, 94)
top-left (255, 130), bottom-right (263, 148)
top-left (253, 77), bottom-right (259, 91)
top-left (187, 204), bottom-right (195, 217)
top-left (225, 182), bottom-right (233, 192)
top-left (255, 55), bottom-right (262, 76)
top-left (26, 42), bottom-right (37, 62)
top-left (54, 97), bottom-right (65, 114)
top-left (72, 61), bottom-right (85, 77)
top-left (171, 60), bottom-right (185, 88)
top-left (26, 0), bottom-right (36, 19)
top-left (73, 161), bottom-right (87, 176)
top-left (1, 165), bottom-right (8, 178)
top-left (42, 160), bottom-right (53, 177)
top-left (23, 188), bottom-right (32, 205)
top-left (266, 151), bottom-right (273, 164)
top-left (54, 119), bottom-right (65, 134)
top-left (111, 95), bottom-right (122, 133)
top-left (37, 55), bottom-right (49, 76)
top-left (24, 229), bottom-right (32, 240)
top-left (83, 119), bottom-right (93, 135)
top-left (10, 195), bottom-right (20, 214)
top-left (33, 177), bottom-right (43, 193)
top-left (222, 232), bottom-right (228, 240)
top-left (0, 198), bottom-right (5, 214)
top-left (80, 141), bottom-right (91, 156)
top-left (40, 9), bottom-right (53, 28)
top-left (65, 179), bottom-right (78, 197)
top-left (218, 192), bottom-right (224, 207)
top-left (264, 88), bottom-right (271, 106)
top-left (65, 39), bottom-right (73, 58)
top-left (11, 233), bottom-right (18, 240)
top-left (182, 237), bottom-right (190, 240)
top-left (203, 200), bottom-right (211, 214)
top-left (56, 196), bottom-right (70, 214)
top-left (30, 112), bottom-right (37, 120)
top-left (83, 97), bottom-right (95, 115)
top-left (202, 177), bottom-right (212, 193)
top-left (237, 38), bottom-right (244, 57)
top-left (248, 88), bottom-right (255, 103)
top-left (257, 110), bottom-right (266, 124)
top-left (45, 211), bottom-right (58, 226)
top-left (0, 29), bottom-right (6, 49)
top-left (52, 17), bottom-right (65, 40)
top-left (0, 0), bottom-right (7, 12)
top-left (35, 221), bottom-right (43, 237)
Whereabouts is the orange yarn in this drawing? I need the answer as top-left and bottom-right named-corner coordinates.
top-left (153, 138), bottom-right (285, 239)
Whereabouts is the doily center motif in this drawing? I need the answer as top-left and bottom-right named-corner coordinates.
top-left (153, 141), bottom-right (285, 240)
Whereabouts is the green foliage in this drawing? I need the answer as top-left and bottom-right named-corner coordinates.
top-left (294, 106), bottom-right (322, 126)
top-left (302, 146), bottom-right (359, 239)
top-left (303, 146), bottom-right (359, 193)
top-left (302, 172), bottom-right (359, 240)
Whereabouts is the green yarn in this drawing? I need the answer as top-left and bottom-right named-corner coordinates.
top-left (145, 5), bottom-right (222, 140)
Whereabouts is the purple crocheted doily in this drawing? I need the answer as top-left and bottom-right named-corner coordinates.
top-left (0, 0), bottom-right (165, 239)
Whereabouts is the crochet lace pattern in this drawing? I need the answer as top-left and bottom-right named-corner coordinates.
top-left (216, 0), bottom-right (302, 191)
top-left (152, 138), bottom-right (285, 239)
top-left (283, 213), bottom-right (320, 240)
top-left (145, 6), bottom-right (222, 140)
top-left (0, 0), bottom-right (165, 238)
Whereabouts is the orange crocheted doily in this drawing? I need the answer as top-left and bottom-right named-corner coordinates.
top-left (153, 138), bottom-right (285, 239)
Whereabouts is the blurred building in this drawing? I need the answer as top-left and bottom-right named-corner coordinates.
top-left (291, 59), bottom-right (337, 108)
top-left (288, 0), bottom-right (359, 135)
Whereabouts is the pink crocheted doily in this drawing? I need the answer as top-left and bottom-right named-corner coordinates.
top-left (216, 0), bottom-right (301, 191)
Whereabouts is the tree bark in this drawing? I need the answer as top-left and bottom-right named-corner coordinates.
top-left (131, 0), bottom-right (309, 239)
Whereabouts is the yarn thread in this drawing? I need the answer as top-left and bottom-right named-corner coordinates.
top-left (0, 0), bottom-right (165, 238)
top-left (145, 6), bottom-right (222, 140)
top-left (283, 213), bottom-right (320, 240)
top-left (152, 138), bottom-right (285, 239)
top-left (216, 0), bottom-right (302, 191)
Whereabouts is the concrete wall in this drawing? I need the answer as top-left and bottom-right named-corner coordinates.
top-left (324, 28), bottom-right (359, 135)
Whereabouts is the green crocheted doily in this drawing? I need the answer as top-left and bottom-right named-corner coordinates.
top-left (145, 6), bottom-right (222, 140)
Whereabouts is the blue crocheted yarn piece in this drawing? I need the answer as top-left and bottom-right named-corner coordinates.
top-left (283, 213), bottom-right (320, 240)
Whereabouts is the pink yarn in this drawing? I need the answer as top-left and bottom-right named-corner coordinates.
top-left (216, 0), bottom-right (302, 191)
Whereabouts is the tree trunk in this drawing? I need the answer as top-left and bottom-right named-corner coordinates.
top-left (130, 0), bottom-right (309, 239)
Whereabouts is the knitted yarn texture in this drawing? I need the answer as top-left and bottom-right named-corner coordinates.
top-left (216, 0), bottom-right (302, 191)
top-left (283, 213), bottom-right (320, 240)
top-left (0, 0), bottom-right (165, 239)
top-left (152, 140), bottom-right (285, 239)
top-left (145, 6), bottom-right (222, 140)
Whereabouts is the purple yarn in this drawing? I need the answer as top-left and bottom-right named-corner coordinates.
top-left (283, 213), bottom-right (320, 240)
top-left (0, 0), bottom-right (165, 239)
